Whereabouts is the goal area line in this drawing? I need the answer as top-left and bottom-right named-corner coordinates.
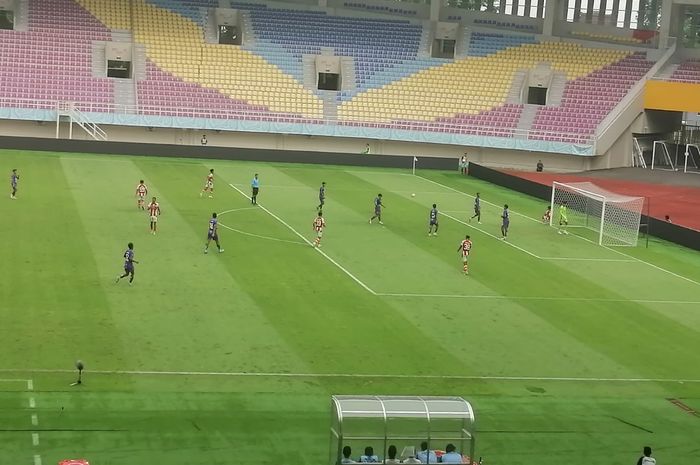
top-left (0, 368), bottom-right (697, 384)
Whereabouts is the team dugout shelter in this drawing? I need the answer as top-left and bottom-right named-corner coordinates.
top-left (330, 395), bottom-right (477, 464)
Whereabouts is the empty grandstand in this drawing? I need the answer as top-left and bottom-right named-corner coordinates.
top-left (0, 0), bottom-right (698, 170)
top-left (0, 0), bottom-right (113, 108)
top-left (669, 59), bottom-right (700, 82)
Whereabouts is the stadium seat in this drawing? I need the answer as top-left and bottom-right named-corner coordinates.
top-left (0, 0), bottom-right (655, 143)
top-left (667, 59), bottom-right (700, 83)
top-left (0, 0), bottom-right (114, 108)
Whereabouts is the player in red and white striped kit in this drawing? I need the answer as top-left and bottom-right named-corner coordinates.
top-left (312, 212), bottom-right (326, 248)
top-left (200, 169), bottom-right (215, 198)
top-left (135, 180), bottom-right (148, 210)
top-left (457, 235), bottom-right (472, 275)
top-left (147, 197), bottom-right (161, 235)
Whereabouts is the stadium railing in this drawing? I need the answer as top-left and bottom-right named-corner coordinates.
top-left (0, 97), bottom-right (596, 148)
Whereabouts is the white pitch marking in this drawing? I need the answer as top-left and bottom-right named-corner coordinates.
top-left (28, 379), bottom-right (40, 465)
top-left (228, 183), bottom-right (376, 295)
top-left (0, 379), bottom-right (30, 383)
top-left (375, 292), bottom-right (700, 305)
top-left (440, 211), bottom-right (541, 259)
top-left (416, 174), bottom-right (700, 287)
top-left (570, 231), bottom-right (700, 288)
top-left (415, 174), bottom-right (536, 222)
top-left (1, 368), bottom-right (698, 384)
top-left (227, 182), bottom-right (438, 195)
top-left (218, 222), bottom-right (307, 246)
top-left (344, 170), bottom-right (414, 178)
top-left (218, 207), bottom-right (306, 244)
top-left (540, 257), bottom-right (637, 263)
top-left (217, 206), bottom-right (259, 215)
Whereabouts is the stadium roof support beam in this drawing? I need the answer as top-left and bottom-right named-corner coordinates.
top-left (430, 0), bottom-right (441, 21)
top-left (543, 0), bottom-right (559, 35)
top-left (573, 0), bottom-right (582, 21)
top-left (598, 0), bottom-right (608, 23)
top-left (659, 0), bottom-right (673, 48)
top-left (586, 0), bottom-right (595, 22)
top-left (623, 0), bottom-right (634, 28)
top-left (611, 0), bottom-right (622, 26)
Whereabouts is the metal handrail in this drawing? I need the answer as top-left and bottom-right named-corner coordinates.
top-left (0, 96), bottom-right (595, 145)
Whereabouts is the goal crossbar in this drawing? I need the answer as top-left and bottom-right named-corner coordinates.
top-left (550, 181), bottom-right (644, 247)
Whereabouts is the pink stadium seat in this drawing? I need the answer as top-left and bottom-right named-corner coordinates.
top-left (0, 0), bottom-right (114, 107)
top-left (669, 60), bottom-right (700, 83)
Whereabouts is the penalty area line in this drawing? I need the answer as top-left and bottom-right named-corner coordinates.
top-left (416, 175), bottom-right (700, 288)
top-left (375, 292), bottom-right (700, 305)
top-left (540, 257), bottom-right (637, 263)
top-left (227, 183), bottom-right (376, 295)
top-left (0, 368), bottom-right (697, 384)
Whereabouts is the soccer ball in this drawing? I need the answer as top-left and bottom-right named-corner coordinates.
top-left (411, 193), bottom-right (416, 197)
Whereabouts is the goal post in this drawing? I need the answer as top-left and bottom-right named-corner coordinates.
top-left (550, 181), bottom-right (644, 246)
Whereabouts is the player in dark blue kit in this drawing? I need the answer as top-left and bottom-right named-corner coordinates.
top-left (501, 204), bottom-right (510, 240)
top-left (368, 194), bottom-right (384, 225)
top-left (10, 169), bottom-right (19, 200)
top-left (317, 181), bottom-right (326, 212)
top-left (204, 212), bottom-right (224, 254)
top-left (115, 242), bottom-right (138, 285)
top-left (469, 192), bottom-right (481, 224)
top-left (428, 203), bottom-right (439, 236)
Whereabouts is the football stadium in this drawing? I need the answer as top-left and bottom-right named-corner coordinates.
top-left (1, 0), bottom-right (700, 464)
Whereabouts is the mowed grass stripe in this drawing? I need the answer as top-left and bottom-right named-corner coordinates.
top-left (53, 158), bottom-right (329, 465)
top-left (0, 154), bottom-right (127, 370)
top-left (3, 152), bottom-right (700, 465)
top-left (407, 173), bottom-right (700, 336)
top-left (28, 389), bottom-right (330, 465)
top-left (359, 171), bottom-right (700, 304)
top-left (160, 162), bottom-right (477, 378)
top-left (229, 166), bottom-right (501, 296)
top-left (420, 170), bottom-right (700, 283)
top-left (350, 170), bottom-right (700, 379)
top-left (338, 170), bottom-right (629, 299)
top-left (278, 168), bottom-right (672, 380)
top-left (61, 157), bottom-right (313, 376)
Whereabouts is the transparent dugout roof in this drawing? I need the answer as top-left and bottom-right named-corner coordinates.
top-left (332, 396), bottom-right (475, 421)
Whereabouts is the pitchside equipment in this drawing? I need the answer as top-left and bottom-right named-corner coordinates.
top-left (684, 144), bottom-right (700, 174)
top-left (550, 182), bottom-right (644, 246)
top-left (651, 141), bottom-right (675, 170)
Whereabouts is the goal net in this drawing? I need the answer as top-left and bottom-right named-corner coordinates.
top-left (550, 181), bottom-right (644, 246)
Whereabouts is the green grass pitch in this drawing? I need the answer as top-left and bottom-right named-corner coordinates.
top-left (1, 149), bottom-right (700, 465)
